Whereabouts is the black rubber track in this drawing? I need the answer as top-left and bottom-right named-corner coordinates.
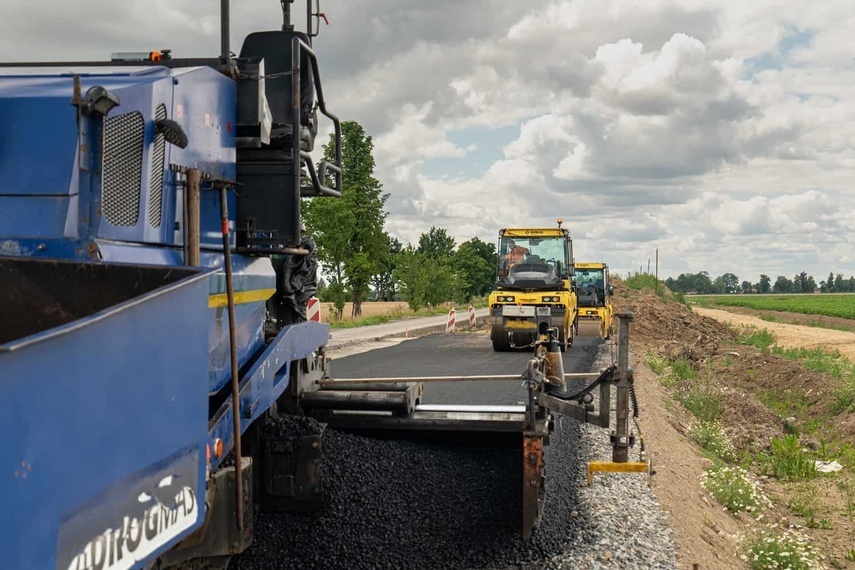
top-left (232, 334), bottom-right (603, 570)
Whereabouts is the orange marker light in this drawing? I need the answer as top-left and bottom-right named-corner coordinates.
top-left (214, 438), bottom-right (224, 458)
top-left (206, 444), bottom-right (211, 461)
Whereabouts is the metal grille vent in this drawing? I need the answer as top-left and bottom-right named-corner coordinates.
top-left (102, 111), bottom-right (144, 227)
top-left (148, 104), bottom-right (168, 228)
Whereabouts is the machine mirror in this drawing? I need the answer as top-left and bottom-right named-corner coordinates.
top-left (156, 119), bottom-right (189, 149)
top-left (84, 86), bottom-right (120, 116)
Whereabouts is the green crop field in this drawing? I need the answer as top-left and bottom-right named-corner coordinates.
top-left (691, 294), bottom-right (855, 320)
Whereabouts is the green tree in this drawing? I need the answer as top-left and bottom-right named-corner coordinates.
top-left (793, 271), bottom-right (815, 293)
top-left (759, 274), bottom-right (771, 294)
top-left (720, 272), bottom-right (739, 293)
top-left (393, 246), bottom-right (457, 310)
top-left (303, 121), bottom-right (388, 318)
top-left (826, 271), bottom-right (835, 293)
top-left (741, 280), bottom-right (752, 293)
top-left (773, 275), bottom-right (794, 293)
top-left (453, 237), bottom-right (496, 301)
top-left (370, 235), bottom-right (402, 301)
top-left (669, 271), bottom-right (715, 294)
top-left (805, 275), bottom-right (817, 293)
top-left (418, 227), bottom-right (456, 260)
top-left (834, 273), bottom-right (845, 293)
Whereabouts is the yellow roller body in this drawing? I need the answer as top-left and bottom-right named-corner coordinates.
top-left (574, 262), bottom-right (614, 339)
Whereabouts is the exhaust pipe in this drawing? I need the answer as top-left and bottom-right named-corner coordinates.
top-left (221, 0), bottom-right (230, 60)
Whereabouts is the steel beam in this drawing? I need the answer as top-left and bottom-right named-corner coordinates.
top-left (319, 372), bottom-right (600, 386)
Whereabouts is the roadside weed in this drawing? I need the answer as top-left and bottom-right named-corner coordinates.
top-left (676, 379), bottom-right (722, 423)
top-left (787, 483), bottom-right (833, 529)
top-left (762, 435), bottom-right (816, 481)
top-left (758, 388), bottom-right (812, 420)
top-left (741, 527), bottom-right (820, 570)
top-left (670, 358), bottom-right (696, 381)
top-left (736, 327), bottom-right (777, 352)
top-left (787, 483), bottom-right (818, 519)
top-left (645, 349), bottom-right (669, 375)
top-left (837, 477), bottom-right (855, 521)
top-left (689, 421), bottom-right (736, 462)
top-left (623, 273), bottom-right (661, 291)
top-left (830, 374), bottom-right (855, 415)
top-left (700, 466), bottom-right (770, 516)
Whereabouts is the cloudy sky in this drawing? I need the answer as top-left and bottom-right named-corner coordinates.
top-left (4, 1), bottom-right (853, 282)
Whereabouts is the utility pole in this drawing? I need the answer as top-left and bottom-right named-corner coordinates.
top-left (655, 248), bottom-right (659, 293)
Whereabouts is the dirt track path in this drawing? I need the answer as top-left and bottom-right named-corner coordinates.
top-left (694, 306), bottom-right (855, 361)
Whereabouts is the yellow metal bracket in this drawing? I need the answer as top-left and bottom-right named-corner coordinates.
top-left (586, 460), bottom-right (651, 486)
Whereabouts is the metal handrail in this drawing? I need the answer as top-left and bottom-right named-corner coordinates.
top-left (292, 36), bottom-right (342, 201)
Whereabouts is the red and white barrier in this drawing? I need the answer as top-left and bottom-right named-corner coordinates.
top-left (468, 305), bottom-right (476, 329)
top-left (446, 308), bottom-right (456, 333)
top-left (307, 297), bottom-right (321, 322)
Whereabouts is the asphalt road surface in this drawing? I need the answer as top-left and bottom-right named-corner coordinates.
top-left (234, 332), bottom-right (606, 570)
top-left (329, 332), bottom-right (604, 406)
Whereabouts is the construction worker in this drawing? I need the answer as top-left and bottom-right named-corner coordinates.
top-left (504, 239), bottom-right (529, 274)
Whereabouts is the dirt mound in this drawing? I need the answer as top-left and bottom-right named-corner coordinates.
top-left (611, 280), bottom-right (733, 360)
top-left (718, 389), bottom-right (786, 451)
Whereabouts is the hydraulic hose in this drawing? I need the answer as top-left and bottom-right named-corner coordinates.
top-left (629, 382), bottom-right (646, 459)
top-left (549, 364), bottom-right (617, 402)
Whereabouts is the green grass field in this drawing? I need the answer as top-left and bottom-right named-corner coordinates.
top-left (691, 294), bottom-right (855, 320)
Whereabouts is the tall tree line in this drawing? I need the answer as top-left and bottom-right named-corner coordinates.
top-left (665, 271), bottom-right (855, 294)
top-left (304, 121), bottom-right (498, 316)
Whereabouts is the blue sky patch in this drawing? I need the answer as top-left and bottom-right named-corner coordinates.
top-left (742, 29), bottom-right (814, 79)
top-left (421, 124), bottom-right (519, 179)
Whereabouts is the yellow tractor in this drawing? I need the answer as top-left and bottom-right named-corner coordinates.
top-left (489, 220), bottom-right (578, 352)
top-left (574, 261), bottom-right (614, 339)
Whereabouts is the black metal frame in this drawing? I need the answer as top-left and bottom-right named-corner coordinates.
top-left (291, 36), bottom-right (341, 199)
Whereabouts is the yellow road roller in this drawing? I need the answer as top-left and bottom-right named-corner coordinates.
top-left (488, 220), bottom-right (578, 351)
top-left (574, 261), bottom-right (614, 339)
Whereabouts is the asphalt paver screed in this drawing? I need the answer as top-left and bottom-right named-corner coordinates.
top-left (234, 334), bottom-right (604, 570)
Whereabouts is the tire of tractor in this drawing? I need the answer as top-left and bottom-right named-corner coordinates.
top-left (491, 324), bottom-right (512, 352)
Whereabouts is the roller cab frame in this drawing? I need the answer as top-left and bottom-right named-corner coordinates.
top-left (575, 261), bottom-right (614, 339)
top-left (488, 221), bottom-right (578, 352)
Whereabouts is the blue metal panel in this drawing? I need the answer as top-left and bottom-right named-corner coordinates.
top-left (97, 244), bottom-right (276, 393)
top-left (0, 260), bottom-right (211, 569)
top-left (0, 196), bottom-right (70, 239)
top-left (209, 321), bottom-right (330, 470)
top-left (0, 237), bottom-right (88, 258)
top-left (208, 302), bottom-right (266, 394)
top-left (0, 75), bottom-right (78, 197)
top-left (168, 67), bottom-right (237, 249)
